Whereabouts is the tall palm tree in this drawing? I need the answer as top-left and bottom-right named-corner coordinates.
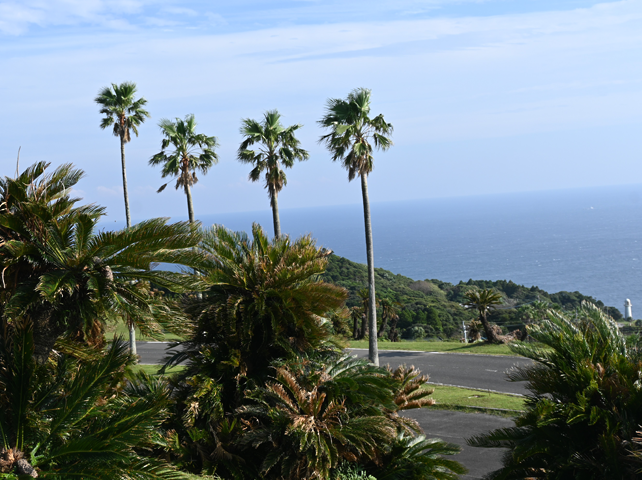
top-left (319, 88), bottom-right (393, 366)
top-left (149, 114), bottom-right (219, 223)
top-left (95, 81), bottom-right (150, 229)
top-left (238, 110), bottom-right (309, 238)
top-left (463, 288), bottom-right (503, 344)
top-left (95, 82), bottom-right (150, 353)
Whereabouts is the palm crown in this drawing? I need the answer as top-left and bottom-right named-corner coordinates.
top-left (150, 114), bottom-right (219, 194)
top-left (149, 114), bottom-right (219, 223)
top-left (318, 87), bottom-right (393, 181)
top-left (238, 110), bottom-right (309, 196)
top-left (95, 82), bottom-right (149, 143)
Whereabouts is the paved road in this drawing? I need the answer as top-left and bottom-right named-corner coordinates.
top-left (137, 342), bottom-right (522, 478)
top-left (402, 408), bottom-right (512, 479)
top-left (349, 349), bottom-right (531, 395)
top-left (139, 343), bottom-right (531, 395)
top-left (137, 341), bottom-right (175, 365)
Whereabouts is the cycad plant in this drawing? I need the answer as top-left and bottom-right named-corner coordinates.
top-left (0, 162), bottom-right (202, 360)
top-left (468, 302), bottom-right (642, 479)
top-left (0, 320), bottom-right (184, 480)
top-left (239, 356), bottom-right (464, 480)
top-left (463, 288), bottom-right (503, 344)
top-left (166, 223), bottom-right (347, 408)
top-left (240, 358), bottom-right (397, 480)
top-left (238, 110), bottom-right (309, 238)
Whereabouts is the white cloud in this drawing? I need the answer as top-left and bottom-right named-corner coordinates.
top-left (97, 186), bottom-right (123, 196)
top-left (0, 0), bottom-right (146, 34)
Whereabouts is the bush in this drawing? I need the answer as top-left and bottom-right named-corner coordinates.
top-left (468, 302), bottom-right (642, 479)
top-left (332, 463), bottom-right (377, 479)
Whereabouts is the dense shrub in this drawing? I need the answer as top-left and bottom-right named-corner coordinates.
top-left (468, 302), bottom-right (642, 479)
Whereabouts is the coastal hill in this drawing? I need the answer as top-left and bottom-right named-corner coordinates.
top-left (322, 254), bottom-right (623, 339)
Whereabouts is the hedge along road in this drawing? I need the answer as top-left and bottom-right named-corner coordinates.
top-left (137, 342), bottom-right (529, 479)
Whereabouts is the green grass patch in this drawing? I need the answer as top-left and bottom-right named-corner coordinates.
top-left (105, 323), bottom-right (185, 342)
top-left (347, 340), bottom-right (517, 356)
top-left (129, 364), bottom-right (186, 375)
top-left (425, 383), bottom-right (525, 412)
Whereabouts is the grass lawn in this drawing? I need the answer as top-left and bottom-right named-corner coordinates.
top-left (105, 323), bottom-right (185, 342)
top-left (129, 364), bottom-right (186, 375)
top-left (425, 383), bottom-right (525, 413)
top-left (347, 340), bottom-right (517, 356)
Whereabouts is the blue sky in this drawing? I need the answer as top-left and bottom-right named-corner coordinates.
top-left (1, 0), bottom-right (641, 222)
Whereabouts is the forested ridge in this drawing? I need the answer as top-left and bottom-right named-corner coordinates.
top-left (323, 254), bottom-right (623, 339)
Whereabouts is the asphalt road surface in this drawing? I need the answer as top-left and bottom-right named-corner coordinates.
top-left (402, 408), bottom-right (513, 479)
top-left (349, 349), bottom-right (531, 395)
top-left (138, 343), bottom-right (531, 395)
top-left (137, 342), bottom-right (525, 478)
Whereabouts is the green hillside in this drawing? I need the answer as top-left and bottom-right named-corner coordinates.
top-left (322, 254), bottom-right (623, 340)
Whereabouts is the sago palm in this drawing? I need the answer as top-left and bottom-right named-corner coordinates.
top-left (166, 223), bottom-right (347, 410)
top-left (238, 110), bottom-right (309, 238)
top-left (240, 361), bottom-right (396, 480)
top-left (240, 356), bottom-right (464, 480)
top-left (463, 288), bottom-right (503, 344)
top-left (0, 162), bottom-right (202, 361)
top-left (95, 81), bottom-right (150, 228)
top-left (468, 302), bottom-right (642, 479)
top-left (319, 87), bottom-right (393, 366)
top-left (0, 320), bottom-right (185, 480)
top-left (149, 114), bottom-right (219, 223)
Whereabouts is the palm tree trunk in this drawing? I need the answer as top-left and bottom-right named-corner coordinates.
top-left (480, 312), bottom-right (500, 344)
top-left (120, 135), bottom-right (132, 229)
top-left (360, 172), bottom-right (378, 366)
top-left (270, 187), bottom-right (281, 239)
top-left (378, 314), bottom-right (388, 338)
top-left (185, 184), bottom-right (195, 224)
top-left (120, 134), bottom-right (136, 356)
top-left (353, 314), bottom-right (359, 339)
top-left (184, 183), bottom-right (202, 299)
top-left (360, 311), bottom-right (368, 340)
top-left (389, 315), bottom-right (399, 342)
top-left (128, 319), bottom-right (137, 356)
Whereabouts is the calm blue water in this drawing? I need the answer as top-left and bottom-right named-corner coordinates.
top-left (105, 185), bottom-right (642, 315)
top-left (197, 185), bottom-right (642, 316)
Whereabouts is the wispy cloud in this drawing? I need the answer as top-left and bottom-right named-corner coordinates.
top-left (0, 0), bottom-right (147, 34)
top-left (1, 0), bottom-right (641, 216)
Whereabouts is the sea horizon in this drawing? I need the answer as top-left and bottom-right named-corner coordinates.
top-left (103, 183), bottom-right (642, 317)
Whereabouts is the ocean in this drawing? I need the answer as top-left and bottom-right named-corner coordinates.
top-left (198, 184), bottom-right (642, 317)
